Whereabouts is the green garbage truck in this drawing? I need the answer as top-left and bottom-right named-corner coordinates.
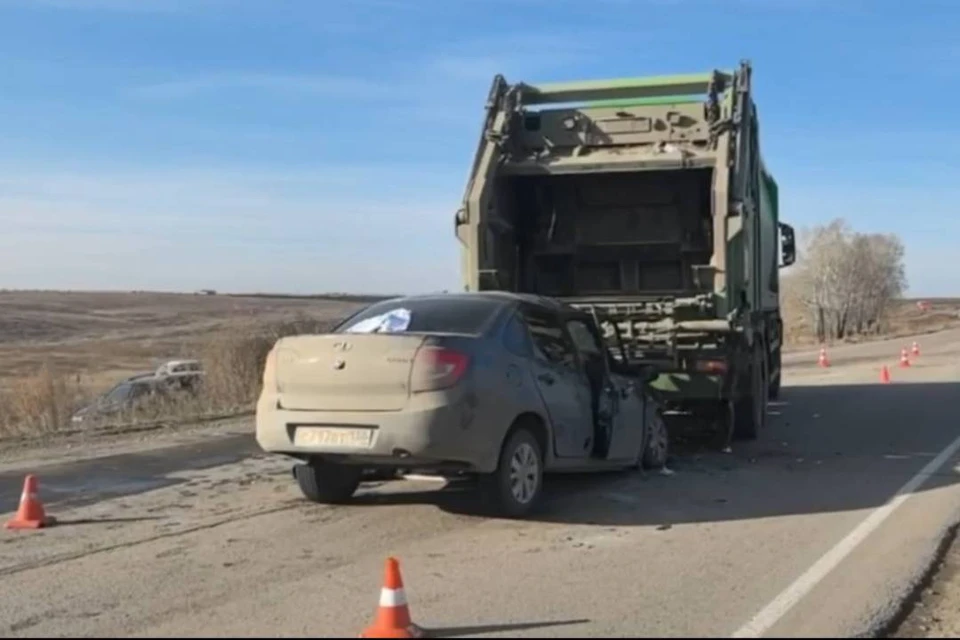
top-left (454, 60), bottom-right (796, 442)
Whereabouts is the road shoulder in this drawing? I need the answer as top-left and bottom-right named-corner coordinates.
top-left (0, 416), bottom-right (253, 473)
top-left (892, 526), bottom-right (960, 637)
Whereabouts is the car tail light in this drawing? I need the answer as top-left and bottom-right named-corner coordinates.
top-left (694, 359), bottom-right (728, 374)
top-left (411, 346), bottom-right (470, 392)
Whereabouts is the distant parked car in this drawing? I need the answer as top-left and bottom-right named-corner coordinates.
top-left (70, 370), bottom-right (203, 425)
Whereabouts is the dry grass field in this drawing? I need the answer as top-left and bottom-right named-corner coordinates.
top-left (0, 289), bottom-right (957, 441)
top-left (0, 290), bottom-right (380, 439)
top-left (0, 291), bottom-right (375, 384)
top-left (781, 296), bottom-right (960, 351)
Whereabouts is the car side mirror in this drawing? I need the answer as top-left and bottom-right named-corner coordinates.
top-left (779, 222), bottom-right (796, 268)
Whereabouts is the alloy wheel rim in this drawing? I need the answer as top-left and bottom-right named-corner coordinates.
top-left (509, 442), bottom-right (539, 504)
top-left (649, 417), bottom-right (668, 463)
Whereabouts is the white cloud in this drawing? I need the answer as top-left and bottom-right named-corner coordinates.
top-left (425, 31), bottom-right (625, 82)
top-left (0, 219), bottom-right (461, 294)
top-left (127, 73), bottom-right (391, 101)
top-left (403, 30), bottom-right (643, 127)
top-left (0, 162), bottom-right (463, 293)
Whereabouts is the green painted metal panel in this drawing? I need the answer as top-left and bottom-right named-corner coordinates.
top-left (760, 166), bottom-right (779, 225)
top-left (759, 161), bottom-right (782, 310)
top-left (520, 70), bottom-right (733, 106)
top-left (531, 95), bottom-right (706, 112)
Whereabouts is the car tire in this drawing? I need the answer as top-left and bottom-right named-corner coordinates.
top-left (294, 459), bottom-right (363, 504)
top-left (482, 427), bottom-right (543, 519)
top-left (642, 404), bottom-right (669, 469)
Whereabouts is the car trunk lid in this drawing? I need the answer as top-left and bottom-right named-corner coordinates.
top-left (275, 334), bottom-right (426, 411)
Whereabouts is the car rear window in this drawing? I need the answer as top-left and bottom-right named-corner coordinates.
top-left (104, 383), bottom-right (134, 403)
top-left (335, 297), bottom-right (504, 335)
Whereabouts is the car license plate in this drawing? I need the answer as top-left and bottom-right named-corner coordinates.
top-left (294, 426), bottom-right (374, 448)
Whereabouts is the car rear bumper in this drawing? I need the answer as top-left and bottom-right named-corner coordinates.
top-left (255, 391), bottom-right (500, 473)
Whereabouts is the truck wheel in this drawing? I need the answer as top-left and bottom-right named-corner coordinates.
top-left (642, 404), bottom-right (669, 469)
top-left (733, 347), bottom-right (767, 441)
top-left (294, 459), bottom-right (363, 504)
top-left (768, 349), bottom-right (782, 399)
top-left (768, 372), bottom-right (782, 400)
top-left (481, 427), bottom-right (543, 519)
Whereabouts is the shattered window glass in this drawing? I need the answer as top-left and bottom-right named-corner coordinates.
top-left (336, 296), bottom-right (503, 335)
top-left (566, 320), bottom-right (603, 355)
top-left (520, 309), bottom-right (578, 370)
top-left (342, 308), bottom-right (413, 334)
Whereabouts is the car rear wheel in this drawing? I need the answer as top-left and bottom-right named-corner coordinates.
top-left (482, 428), bottom-right (543, 519)
top-left (294, 458), bottom-right (363, 504)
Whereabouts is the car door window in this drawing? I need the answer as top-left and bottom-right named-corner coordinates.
top-left (519, 308), bottom-right (578, 370)
top-left (501, 312), bottom-right (534, 358)
top-left (130, 384), bottom-right (152, 401)
top-left (566, 319), bottom-right (604, 358)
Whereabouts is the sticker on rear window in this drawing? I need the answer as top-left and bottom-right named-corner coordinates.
top-left (343, 308), bottom-right (412, 334)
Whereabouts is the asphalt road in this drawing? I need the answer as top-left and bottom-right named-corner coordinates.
top-left (2, 330), bottom-right (960, 638)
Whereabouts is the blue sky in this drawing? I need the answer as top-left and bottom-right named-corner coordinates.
top-left (0, 0), bottom-right (957, 296)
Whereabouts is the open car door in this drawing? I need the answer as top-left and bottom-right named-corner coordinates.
top-left (596, 314), bottom-right (654, 462)
top-left (564, 315), bottom-right (645, 462)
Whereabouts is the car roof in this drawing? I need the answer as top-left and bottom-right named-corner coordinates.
top-left (378, 291), bottom-right (582, 315)
top-left (126, 372), bottom-right (157, 383)
top-left (159, 359), bottom-right (201, 367)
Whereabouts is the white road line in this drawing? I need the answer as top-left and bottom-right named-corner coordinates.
top-left (731, 432), bottom-right (960, 638)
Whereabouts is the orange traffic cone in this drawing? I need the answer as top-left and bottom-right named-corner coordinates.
top-left (359, 557), bottom-right (423, 639)
top-left (911, 341), bottom-right (920, 357)
top-left (818, 347), bottom-right (830, 368)
top-left (880, 365), bottom-right (891, 384)
top-left (899, 348), bottom-right (911, 368)
top-left (5, 475), bottom-right (55, 530)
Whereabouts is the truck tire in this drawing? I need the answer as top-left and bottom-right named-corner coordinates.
top-left (294, 459), bottom-right (363, 504)
top-left (768, 371), bottom-right (782, 400)
top-left (768, 348), bottom-right (782, 400)
top-left (481, 427), bottom-right (544, 519)
top-left (733, 346), bottom-right (767, 441)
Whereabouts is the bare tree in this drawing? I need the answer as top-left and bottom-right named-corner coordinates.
top-left (786, 218), bottom-right (906, 343)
